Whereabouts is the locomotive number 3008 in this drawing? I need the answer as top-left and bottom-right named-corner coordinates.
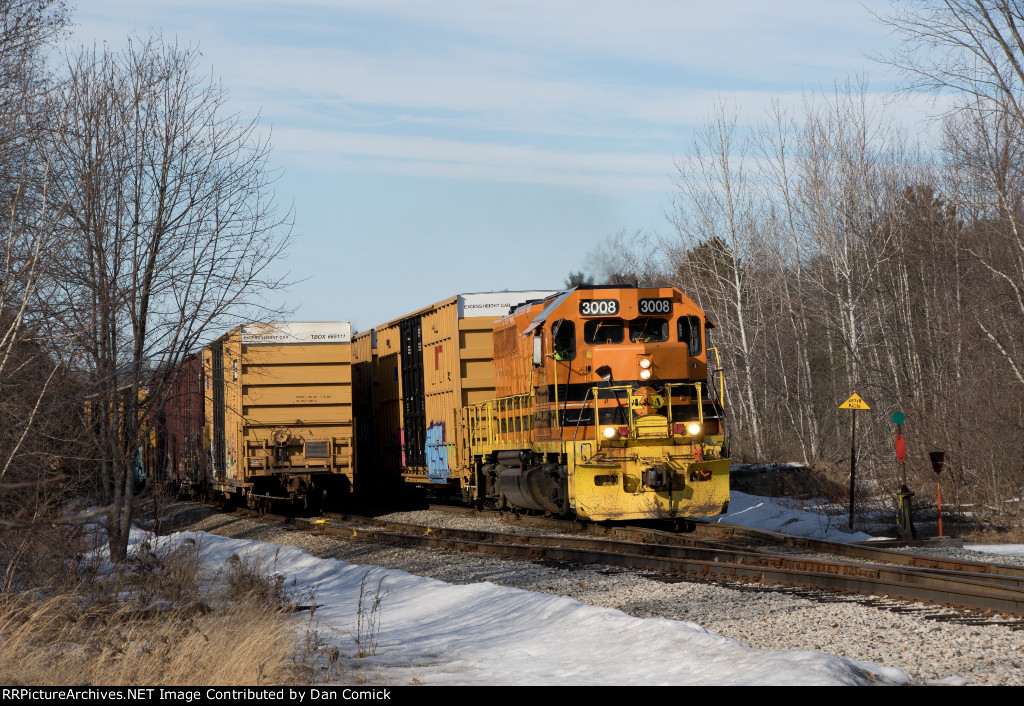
top-left (579, 299), bottom-right (619, 316)
top-left (638, 298), bottom-right (672, 314)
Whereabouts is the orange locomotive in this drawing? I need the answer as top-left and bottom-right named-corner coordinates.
top-left (464, 285), bottom-right (729, 521)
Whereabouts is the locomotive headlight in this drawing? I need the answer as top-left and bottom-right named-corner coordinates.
top-left (639, 368), bottom-right (652, 381)
top-left (602, 426), bottom-right (619, 440)
top-left (687, 422), bottom-right (702, 436)
top-left (639, 358), bottom-right (652, 369)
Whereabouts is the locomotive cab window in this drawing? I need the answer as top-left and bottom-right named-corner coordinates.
top-left (677, 315), bottom-right (702, 355)
top-left (629, 318), bottom-right (669, 343)
top-left (584, 318), bottom-right (624, 345)
top-left (552, 319), bottom-right (576, 360)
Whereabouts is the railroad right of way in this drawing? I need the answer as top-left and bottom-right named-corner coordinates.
top-left (156, 501), bottom-right (1024, 685)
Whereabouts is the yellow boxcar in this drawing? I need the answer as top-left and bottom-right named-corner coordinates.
top-left (373, 291), bottom-right (555, 493)
top-left (203, 322), bottom-right (353, 508)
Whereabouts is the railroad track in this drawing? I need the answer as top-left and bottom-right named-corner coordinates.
top-left (210, 502), bottom-right (1024, 620)
top-left (426, 501), bottom-right (1024, 580)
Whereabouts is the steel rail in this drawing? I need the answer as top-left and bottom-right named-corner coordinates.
top-left (313, 514), bottom-right (1024, 616)
top-left (423, 502), bottom-right (1024, 583)
top-left (686, 521), bottom-right (1024, 578)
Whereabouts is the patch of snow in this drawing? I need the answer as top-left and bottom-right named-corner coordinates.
top-left (129, 528), bottom-right (910, 686)
top-left (717, 491), bottom-right (873, 542)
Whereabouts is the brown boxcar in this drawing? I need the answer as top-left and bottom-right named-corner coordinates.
top-left (158, 352), bottom-right (206, 497)
top-left (203, 322), bottom-right (353, 509)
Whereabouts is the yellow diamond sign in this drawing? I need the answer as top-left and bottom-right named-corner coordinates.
top-left (839, 393), bottom-right (870, 410)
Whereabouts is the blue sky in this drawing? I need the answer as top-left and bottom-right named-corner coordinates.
top-left (67, 0), bottom-right (921, 331)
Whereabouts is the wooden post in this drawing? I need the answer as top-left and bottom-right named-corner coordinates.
top-left (929, 451), bottom-right (946, 539)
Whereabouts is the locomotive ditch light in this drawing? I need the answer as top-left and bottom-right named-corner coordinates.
top-left (602, 426), bottom-right (620, 440)
top-left (674, 422), bottom-right (703, 436)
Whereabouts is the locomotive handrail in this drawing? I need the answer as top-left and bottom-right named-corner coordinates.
top-left (468, 392), bottom-right (533, 447)
top-left (664, 381), bottom-right (704, 429)
top-left (593, 384), bottom-right (633, 439)
top-left (707, 347), bottom-right (725, 405)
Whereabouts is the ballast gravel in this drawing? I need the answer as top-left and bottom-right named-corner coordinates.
top-left (160, 504), bottom-right (1024, 686)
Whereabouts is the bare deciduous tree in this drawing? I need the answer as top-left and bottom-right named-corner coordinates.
top-left (0, 0), bottom-right (91, 588)
top-left (43, 35), bottom-right (293, 561)
top-left (877, 1), bottom-right (1024, 122)
top-left (669, 102), bottom-right (766, 456)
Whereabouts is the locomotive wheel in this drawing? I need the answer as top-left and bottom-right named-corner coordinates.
top-left (673, 519), bottom-right (696, 533)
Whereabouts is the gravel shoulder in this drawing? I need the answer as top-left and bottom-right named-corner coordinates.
top-left (156, 503), bottom-right (1024, 686)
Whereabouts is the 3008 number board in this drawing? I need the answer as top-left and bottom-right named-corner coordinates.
top-left (638, 298), bottom-right (672, 314)
top-left (579, 299), bottom-right (619, 316)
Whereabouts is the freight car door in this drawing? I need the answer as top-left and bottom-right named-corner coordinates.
top-left (400, 318), bottom-right (427, 469)
top-left (212, 340), bottom-right (227, 479)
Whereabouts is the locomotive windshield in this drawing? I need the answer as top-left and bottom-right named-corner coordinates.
top-left (584, 318), bottom-right (624, 344)
top-left (628, 318), bottom-right (669, 343)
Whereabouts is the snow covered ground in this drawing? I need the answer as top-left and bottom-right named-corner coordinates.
top-left (715, 490), bottom-right (874, 542)
top-left (963, 544), bottom-right (1024, 557)
top-left (132, 529), bottom-right (908, 686)
top-left (120, 490), bottom-right (1024, 686)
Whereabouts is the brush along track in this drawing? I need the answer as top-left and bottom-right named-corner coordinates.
top-left (283, 508), bottom-right (1024, 618)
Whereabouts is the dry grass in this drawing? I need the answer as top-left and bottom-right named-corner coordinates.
top-left (0, 537), bottom-right (328, 686)
top-left (959, 523), bottom-right (1024, 544)
top-left (0, 596), bottom-right (303, 685)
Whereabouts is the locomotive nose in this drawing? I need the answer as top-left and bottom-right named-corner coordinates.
top-left (590, 345), bottom-right (659, 385)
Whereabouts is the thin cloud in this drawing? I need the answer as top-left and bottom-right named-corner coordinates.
top-left (272, 128), bottom-right (672, 192)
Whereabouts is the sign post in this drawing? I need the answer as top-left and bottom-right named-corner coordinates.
top-left (840, 393), bottom-right (871, 529)
top-left (892, 411), bottom-right (907, 483)
top-left (892, 411), bottom-right (914, 539)
top-left (929, 451), bottom-right (945, 537)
